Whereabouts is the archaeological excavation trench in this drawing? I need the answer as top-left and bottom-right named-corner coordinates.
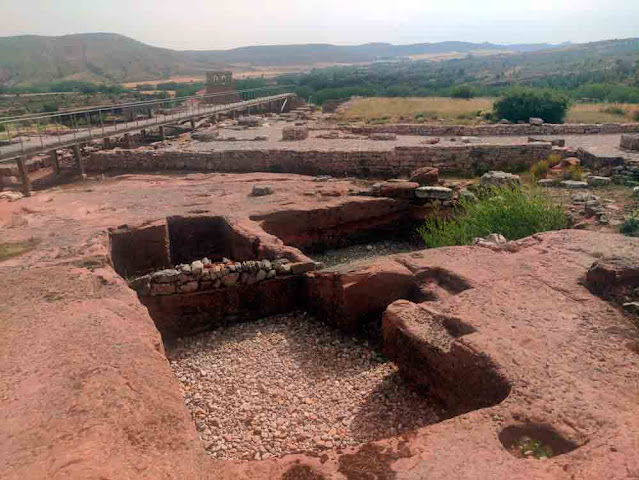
top-left (108, 202), bottom-right (514, 461)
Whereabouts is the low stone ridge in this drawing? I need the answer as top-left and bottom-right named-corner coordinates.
top-left (129, 257), bottom-right (316, 297)
top-left (369, 133), bottom-right (397, 141)
top-left (346, 122), bottom-right (639, 137)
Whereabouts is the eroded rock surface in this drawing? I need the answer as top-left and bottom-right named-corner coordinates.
top-left (1, 172), bottom-right (639, 479)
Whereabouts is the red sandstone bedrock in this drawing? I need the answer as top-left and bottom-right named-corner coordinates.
top-left (2, 230), bottom-right (639, 479)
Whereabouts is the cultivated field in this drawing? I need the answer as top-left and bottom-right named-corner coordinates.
top-left (338, 97), bottom-right (639, 124)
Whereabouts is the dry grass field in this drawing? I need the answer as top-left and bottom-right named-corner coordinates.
top-left (338, 97), bottom-right (639, 125)
top-left (338, 97), bottom-right (494, 124)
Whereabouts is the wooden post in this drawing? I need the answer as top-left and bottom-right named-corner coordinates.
top-left (123, 133), bottom-right (132, 149)
top-left (159, 126), bottom-right (165, 141)
top-left (190, 119), bottom-right (196, 130)
top-left (141, 128), bottom-right (146, 141)
top-left (73, 144), bottom-right (85, 176)
top-left (50, 150), bottom-right (60, 176)
top-left (103, 137), bottom-right (111, 150)
top-left (16, 156), bottom-right (31, 197)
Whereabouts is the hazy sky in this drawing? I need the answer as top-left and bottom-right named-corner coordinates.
top-left (1, 0), bottom-right (638, 50)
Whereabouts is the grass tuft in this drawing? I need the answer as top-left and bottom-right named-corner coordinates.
top-left (417, 187), bottom-right (568, 248)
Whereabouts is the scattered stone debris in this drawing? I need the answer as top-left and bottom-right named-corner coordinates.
top-left (529, 117), bottom-right (544, 126)
top-left (252, 185), bottom-right (274, 196)
top-left (168, 313), bottom-right (440, 460)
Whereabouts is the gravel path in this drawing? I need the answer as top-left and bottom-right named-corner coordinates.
top-left (168, 312), bottom-right (441, 460)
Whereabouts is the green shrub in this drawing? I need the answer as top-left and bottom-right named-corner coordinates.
top-left (546, 153), bottom-right (562, 167)
top-left (493, 88), bottom-right (570, 124)
top-left (563, 165), bottom-right (583, 181)
top-left (531, 160), bottom-right (550, 180)
top-left (633, 111), bottom-right (639, 122)
top-left (451, 85), bottom-right (476, 99)
top-left (417, 187), bottom-right (568, 248)
top-left (621, 212), bottom-right (639, 237)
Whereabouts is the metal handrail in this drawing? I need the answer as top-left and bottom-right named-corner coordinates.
top-left (0, 90), bottom-right (296, 162)
top-left (0, 85), bottom-right (295, 124)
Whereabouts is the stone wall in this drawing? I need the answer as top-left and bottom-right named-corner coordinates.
top-left (344, 123), bottom-right (639, 137)
top-left (87, 143), bottom-right (552, 177)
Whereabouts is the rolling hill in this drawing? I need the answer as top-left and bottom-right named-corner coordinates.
top-left (0, 32), bottom-right (562, 86)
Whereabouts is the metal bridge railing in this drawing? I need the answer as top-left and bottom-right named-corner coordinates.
top-left (0, 85), bottom-right (295, 161)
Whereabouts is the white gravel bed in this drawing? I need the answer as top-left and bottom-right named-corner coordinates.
top-left (312, 239), bottom-right (423, 269)
top-left (168, 312), bottom-right (441, 460)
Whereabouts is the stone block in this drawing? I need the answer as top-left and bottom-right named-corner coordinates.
top-left (480, 171), bottom-right (521, 189)
top-left (282, 126), bottom-right (309, 141)
top-left (415, 186), bottom-right (453, 200)
top-left (252, 185), bottom-right (273, 196)
top-left (379, 181), bottom-right (419, 199)
top-left (152, 269), bottom-right (179, 283)
top-left (587, 176), bottom-right (612, 187)
top-left (409, 167), bottom-right (439, 186)
top-left (561, 180), bottom-right (589, 189)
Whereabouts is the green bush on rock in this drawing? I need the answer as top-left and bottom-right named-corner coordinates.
top-left (417, 187), bottom-right (568, 248)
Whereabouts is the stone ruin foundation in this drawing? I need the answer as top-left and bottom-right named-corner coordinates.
top-left (108, 202), bottom-right (519, 462)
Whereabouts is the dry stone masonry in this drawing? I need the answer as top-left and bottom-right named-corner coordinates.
top-left (86, 143), bottom-right (552, 177)
top-left (346, 122), bottom-right (639, 137)
top-left (282, 126), bottom-right (309, 141)
top-left (129, 257), bottom-right (316, 297)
